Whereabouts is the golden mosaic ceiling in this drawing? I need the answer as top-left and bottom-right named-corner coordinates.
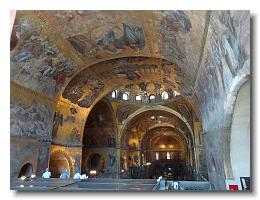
top-left (11, 11), bottom-right (209, 98)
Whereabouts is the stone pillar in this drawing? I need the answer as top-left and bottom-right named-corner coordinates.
top-left (116, 145), bottom-right (121, 179)
top-left (137, 149), bottom-right (141, 166)
top-left (36, 140), bottom-right (51, 176)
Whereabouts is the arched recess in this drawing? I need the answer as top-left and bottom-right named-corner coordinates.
top-left (118, 104), bottom-right (199, 179)
top-left (82, 99), bottom-right (117, 148)
top-left (86, 153), bottom-right (105, 173)
top-left (54, 56), bottom-right (200, 138)
top-left (49, 151), bottom-right (73, 178)
top-left (119, 106), bottom-right (195, 148)
top-left (223, 74), bottom-right (250, 179)
top-left (146, 123), bottom-right (190, 146)
top-left (139, 126), bottom-right (194, 180)
top-left (141, 127), bottom-right (189, 161)
top-left (18, 163), bottom-right (33, 178)
top-left (81, 99), bottom-right (117, 178)
top-left (229, 80), bottom-right (250, 185)
top-left (53, 56), bottom-right (200, 179)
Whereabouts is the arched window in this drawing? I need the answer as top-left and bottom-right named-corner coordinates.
top-left (111, 90), bottom-right (116, 98)
top-left (155, 152), bottom-right (159, 160)
top-left (149, 94), bottom-right (155, 100)
top-left (166, 152), bottom-right (170, 160)
top-left (135, 95), bottom-right (142, 101)
top-left (162, 91), bottom-right (169, 100)
top-left (122, 93), bottom-right (129, 101)
top-left (18, 163), bottom-right (33, 178)
top-left (174, 91), bottom-right (180, 96)
top-left (149, 94), bottom-right (156, 103)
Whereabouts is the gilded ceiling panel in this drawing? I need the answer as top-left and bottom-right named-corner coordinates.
top-left (11, 13), bottom-right (80, 98)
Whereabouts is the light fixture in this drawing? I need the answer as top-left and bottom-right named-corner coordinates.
top-left (20, 185), bottom-right (24, 188)
top-left (158, 120), bottom-right (161, 123)
top-left (20, 176), bottom-right (26, 181)
top-left (146, 162), bottom-right (151, 166)
top-left (169, 145), bottom-right (174, 148)
top-left (31, 174), bottom-right (36, 178)
top-left (90, 170), bottom-right (97, 175)
top-left (161, 144), bottom-right (166, 148)
top-left (159, 116), bottom-right (163, 118)
top-left (121, 169), bottom-right (124, 173)
top-left (151, 116), bottom-right (155, 119)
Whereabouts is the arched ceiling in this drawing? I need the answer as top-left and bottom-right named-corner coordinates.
top-left (11, 11), bottom-right (210, 106)
top-left (120, 108), bottom-right (193, 148)
top-left (62, 56), bottom-right (194, 108)
top-left (144, 128), bottom-right (186, 150)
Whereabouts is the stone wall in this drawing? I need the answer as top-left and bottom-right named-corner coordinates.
top-left (194, 11), bottom-right (250, 189)
top-left (10, 83), bottom-right (54, 178)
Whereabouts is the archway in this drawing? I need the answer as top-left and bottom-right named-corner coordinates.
top-left (18, 163), bottom-right (33, 178)
top-left (58, 56), bottom-right (200, 180)
top-left (86, 153), bottom-right (105, 174)
top-left (119, 106), bottom-right (198, 180)
top-left (81, 99), bottom-right (117, 178)
top-left (49, 151), bottom-right (72, 178)
top-left (141, 127), bottom-right (193, 180)
top-left (229, 80), bottom-right (250, 189)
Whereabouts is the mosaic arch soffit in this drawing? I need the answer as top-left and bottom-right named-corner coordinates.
top-left (59, 56), bottom-right (201, 118)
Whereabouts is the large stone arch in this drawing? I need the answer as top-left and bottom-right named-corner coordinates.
top-left (49, 150), bottom-right (73, 178)
top-left (119, 105), bottom-right (195, 144)
top-left (143, 124), bottom-right (191, 149)
top-left (222, 67), bottom-right (250, 179)
top-left (51, 56), bottom-right (200, 152)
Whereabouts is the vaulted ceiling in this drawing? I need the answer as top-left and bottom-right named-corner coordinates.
top-left (11, 11), bottom-right (209, 106)
top-left (11, 10), bottom-right (249, 129)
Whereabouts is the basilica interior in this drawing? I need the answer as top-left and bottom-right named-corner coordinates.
top-left (10, 10), bottom-right (250, 191)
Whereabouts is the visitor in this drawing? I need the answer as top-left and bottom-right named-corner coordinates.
top-left (42, 168), bottom-right (51, 179)
top-left (73, 172), bottom-right (81, 180)
top-left (60, 169), bottom-right (69, 179)
top-left (80, 174), bottom-right (88, 179)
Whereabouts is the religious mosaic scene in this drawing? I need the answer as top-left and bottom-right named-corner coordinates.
top-left (10, 10), bottom-right (251, 191)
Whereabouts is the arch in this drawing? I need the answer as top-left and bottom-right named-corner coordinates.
top-left (140, 126), bottom-right (191, 163)
top-left (161, 91), bottom-right (169, 100)
top-left (146, 123), bottom-right (190, 147)
top-left (149, 94), bottom-right (156, 103)
top-left (86, 153), bottom-right (105, 171)
top-left (82, 99), bottom-right (117, 148)
top-left (223, 70), bottom-right (250, 179)
top-left (99, 98), bottom-right (117, 122)
top-left (54, 56), bottom-right (201, 152)
top-left (56, 56), bottom-right (193, 100)
top-left (111, 90), bottom-right (117, 98)
top-left (122, 93), bottom-right (129, 101)
top-left (229, 81), bottom-right (250, 182)
top-left (18, 163), bottom-right (33, 178)
top-left (49, 150), bottom-right (73, 178)
top-left (135, 95), bottom-right (142, 101)
top-left (141, 125), bottom-right (190, 150)
top-left (119, 105), bottom-right (194, 143)
top-left (57, 56), bottom-right (200, 121)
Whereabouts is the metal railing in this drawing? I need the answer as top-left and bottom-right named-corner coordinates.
top-left (196, 172), bottom-right (215, 190)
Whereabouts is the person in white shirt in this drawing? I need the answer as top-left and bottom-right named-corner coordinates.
top-left (73, 172), bottom-right (81, 180)
top-left (42, 168), bottom-right (51, 178)
top-left (80, 174), bottom-right (88, 180)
